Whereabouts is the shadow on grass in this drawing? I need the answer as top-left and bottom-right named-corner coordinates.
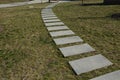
top-left (78, 13), bottom-right (120, 20)
top-left (81, 3), bottom-right (120, 6)
top-left (78, 16), bottom-right (107, 20)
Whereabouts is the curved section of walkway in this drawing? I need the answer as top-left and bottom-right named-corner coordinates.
top-left (41, 2), bottom-right (119, 80)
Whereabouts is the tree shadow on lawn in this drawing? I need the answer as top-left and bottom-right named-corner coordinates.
top-left (78, 16), bottom-right (107, 20)
top-left (78, 13), bottom-right (120, 20)
top-left (81, 3), bottom-right (120, 6)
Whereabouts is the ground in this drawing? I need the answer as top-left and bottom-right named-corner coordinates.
top-left (0, 0), bottom-right (120, 80)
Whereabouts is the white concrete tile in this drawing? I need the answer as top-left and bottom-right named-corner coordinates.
top-left (42, 13), bottom-right (55, 15)
top-left (59, 43), bottom-right (95, 57)
top-left (69, 54), bottom-right (113, 75)
top-left (90, 70), bottom-right (120, 80)
top-left (50, 30), bottom-right (75, 37)
top-left (45, 22), bottom-right (64, 26)
top-left (43, 17), bottom-right (58, 20)
top-left (54, 36), bottom-right (83, 45)
top-left (47, 26), bottom-right (69, 31)
top-left (41, 12), bottom-right (54, 14)
top-left (42, 15), bottom-right (57, 18)
top-left (42, 14), bottom-right (56, 17)
top-left (44, 19), bottom-right (61, 23)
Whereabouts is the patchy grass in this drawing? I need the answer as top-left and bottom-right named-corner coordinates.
top-left (0, 2), bottom-right (83, 80)
top-left (53, 0), bottom-right (120, 79)
top-left (0, 0), bottom-right (27, 4)
top-left (0, 0), bottom-right (119, 80)
top-left (0, 3), bottom-right (75, 80)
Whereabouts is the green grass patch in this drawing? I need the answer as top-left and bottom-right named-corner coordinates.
top-left (53, 0), bottom-right (120, 79)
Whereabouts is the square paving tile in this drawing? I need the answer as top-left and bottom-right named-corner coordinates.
top-left (54, 36), bottom-right (83, 45)
top-left (44, 19), bottom-right (61, 23)
top-left (90, 70), bottom-right (120, 80)
top-left (50, 30), bottom-right (75, 37)
top-left (69, 54), bottom-right (113, 75)
top-left (59, 43), bottom-right (95, 57)
top-left (45, 22), bottom-right (64, 26)
top-left (47, 26), bottom-right (69, 31)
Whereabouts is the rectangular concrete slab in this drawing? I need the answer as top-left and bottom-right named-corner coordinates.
top-left (42, 13), bottom-right (55, 15)
top-left (50, 30), bottom-right (75, 37)
top-left (69, 54), bottom-right (113, 75)
top-left (59, 43), bottom-right (95, 57)
top-left (42, 9), bottom-right (52, 11)
top-left (42, 11), bottom-right (52, 13)
top-left (47, 26), bottom-right (69, 31)
top-left (41, 10), bottom-right (53, 12)
top-left (42, 14), bottom-right (56, 16)
top-left (44, 19), bottom-right (61, 23)
top-left (41, 12), bottom-right (54, 14)
top-left (41, 12), bottom-right (54, 15)
top-left (90, 70), bottom-right (120, 80)
top-left (42, 14), bottom-right (56, 17)
top-left (41, 11), bottom-right (53, 13)
top-left (54, 36), bottom-right (83, 45)
top-left (45, 22), bottom-right (64, 26)
top-left (42, 15), bottom-right (57, 18)
top-left (43, 17), bottom-right (58, 20)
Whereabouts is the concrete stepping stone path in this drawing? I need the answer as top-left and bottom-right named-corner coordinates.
top-left (53, 36), bottom-right (83, 45)
top-left (47, 26), bottom-right (69, 31)
top-left (41, 2), bottom-right (114, 78)
top-left (59, 43), bottom-right (95, 57)
top-left (50, 30), bottom-right (75, 37)
top-left (90, 70), bottom-right (120, 80)
top-left (69, 54), bottom-right (113, 75)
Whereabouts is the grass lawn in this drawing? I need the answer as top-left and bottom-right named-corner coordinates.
top-left (0, 2), bottom-right (86, 80)
top-left (0, 0), bottom-right (27, 4)
top-left (0, 3), bottom-right (75, 80)
top-left (53, 0), bottom-right (120, 79)
top-left (0, 0), bottom-right (119, 80)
